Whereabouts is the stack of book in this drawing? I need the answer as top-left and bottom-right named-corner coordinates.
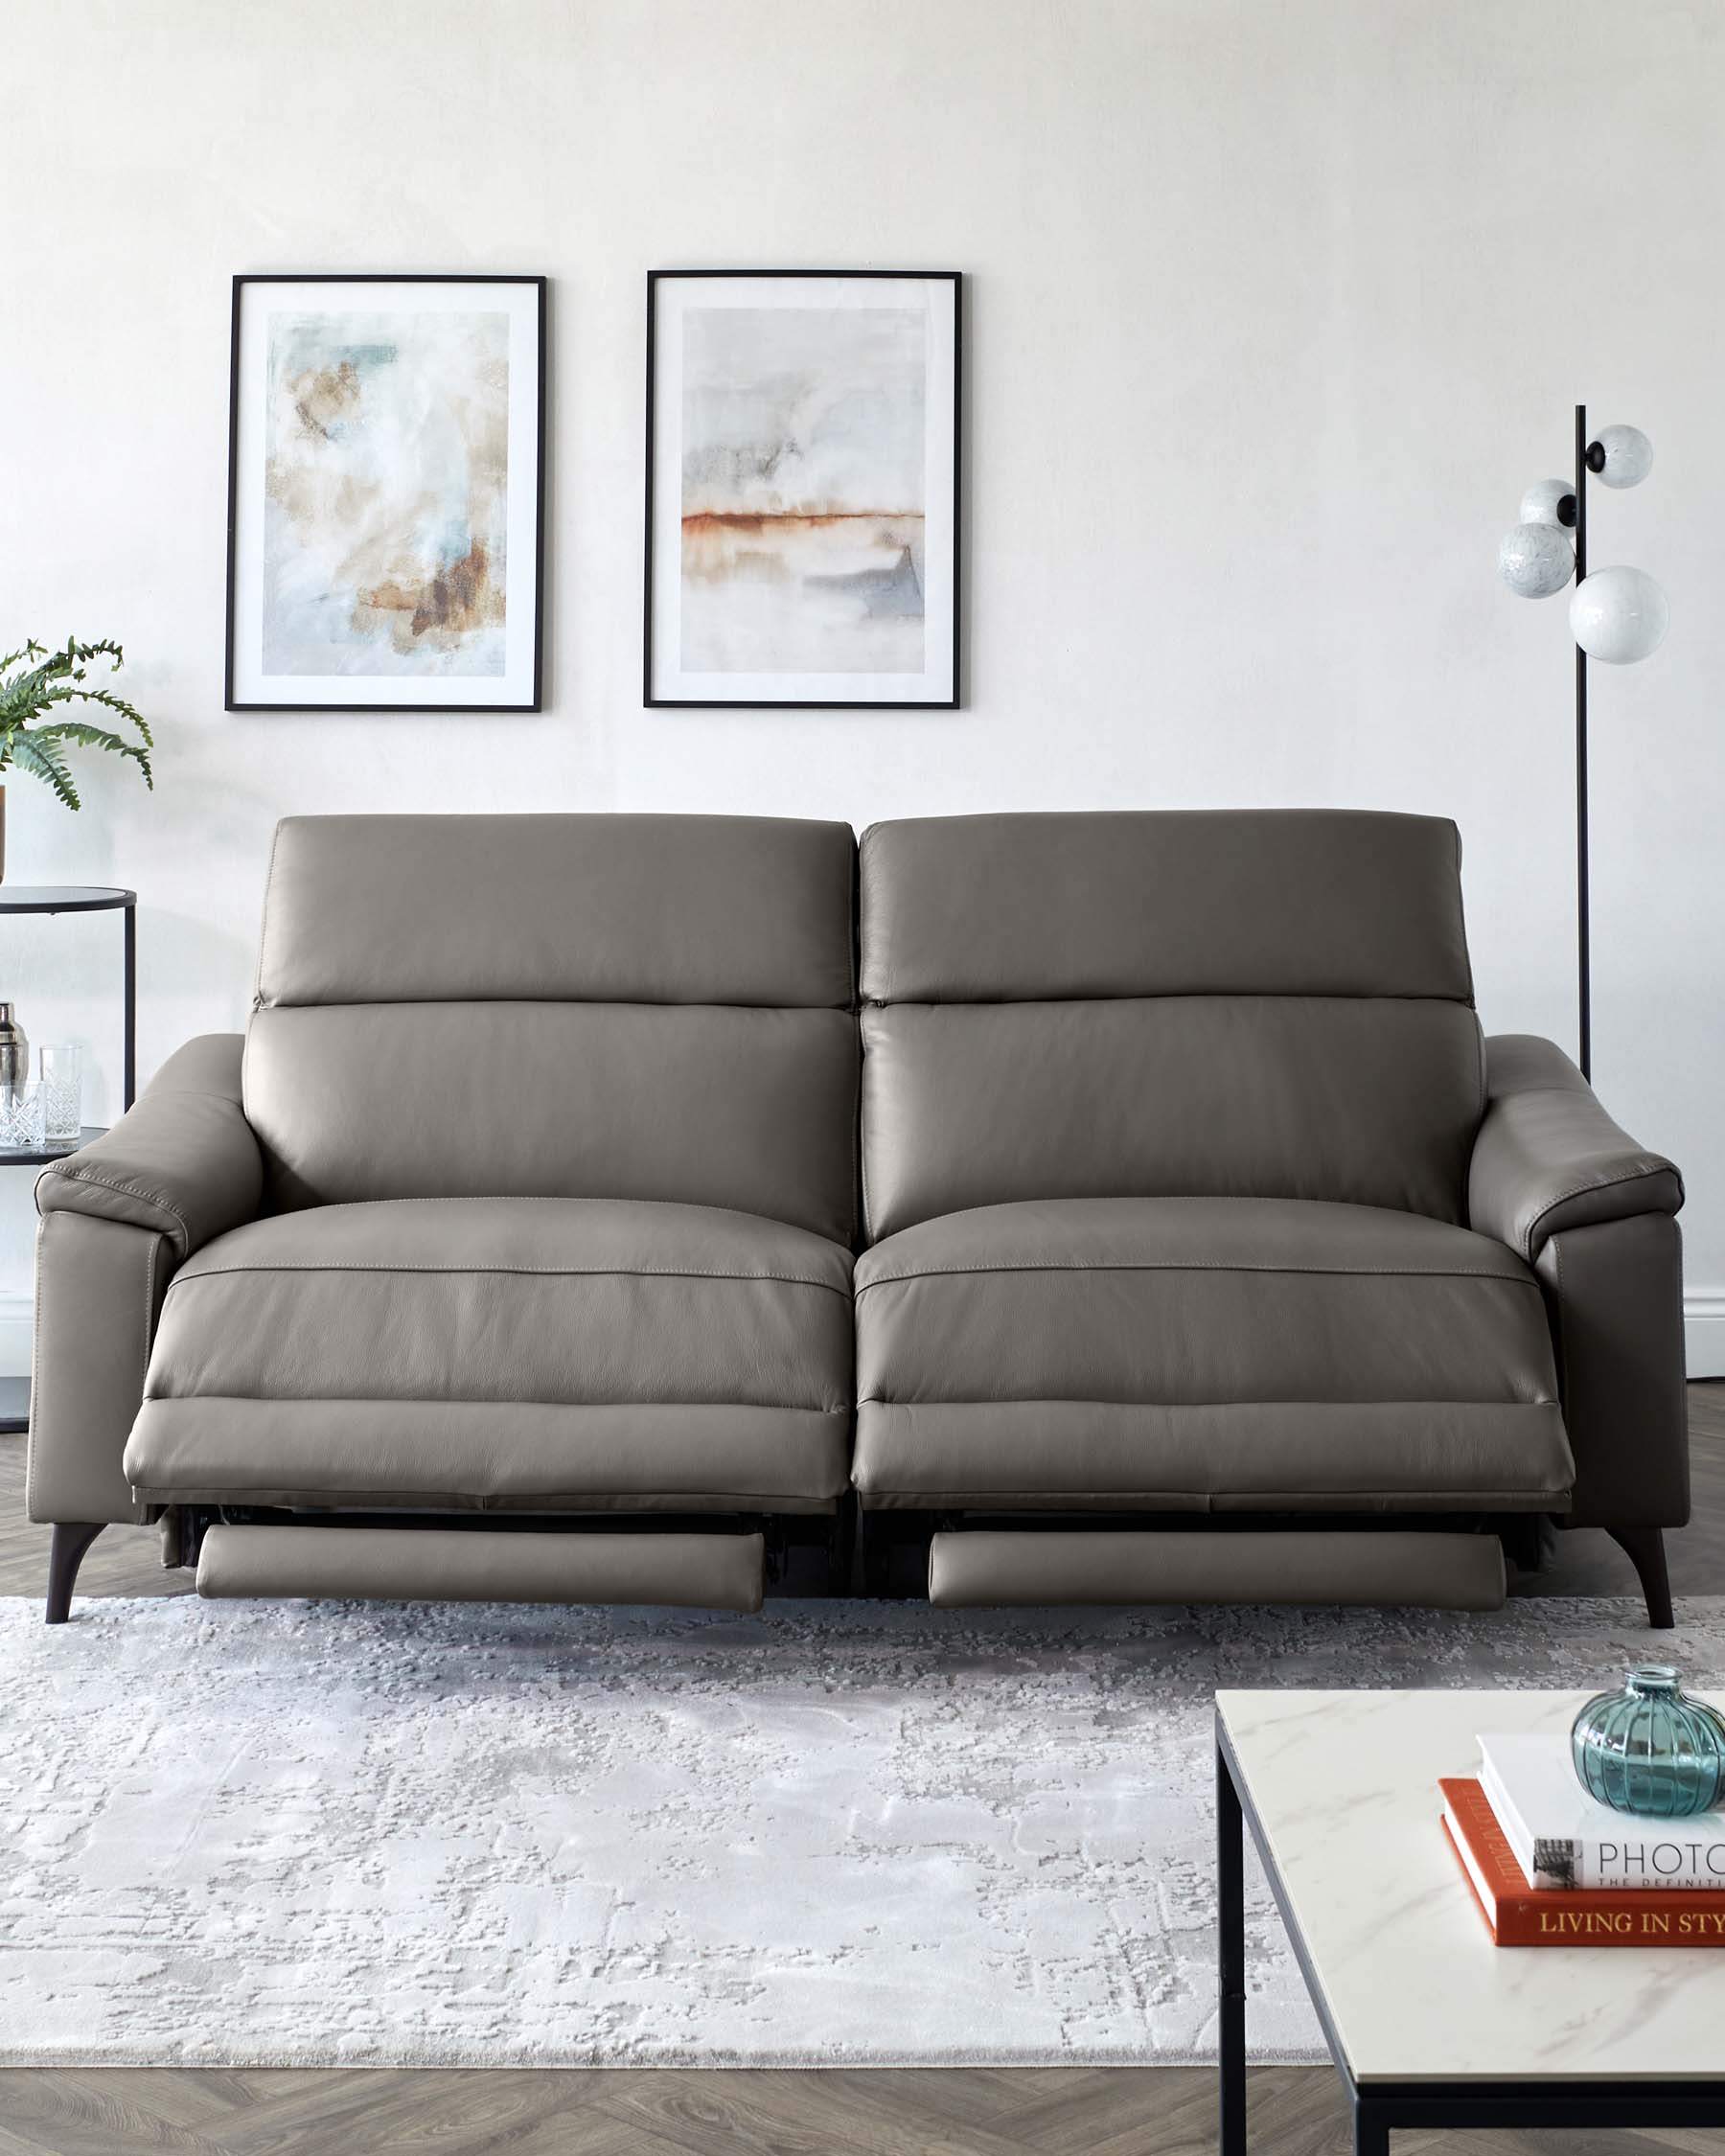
top-left (1441, 1733), bottom-right (1725, 1947)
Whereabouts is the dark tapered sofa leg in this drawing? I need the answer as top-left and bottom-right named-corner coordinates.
top-left (46, 1523), bottom-right (105, 1624)
top-left (1608, 1526), bottom-right (1674, 1630)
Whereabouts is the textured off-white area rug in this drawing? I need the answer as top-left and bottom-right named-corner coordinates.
top-left (4, 1593), bottom-right (1724, 2068)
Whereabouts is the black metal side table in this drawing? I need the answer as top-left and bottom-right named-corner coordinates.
top-left (0, 885), bottom-right (137, 1434)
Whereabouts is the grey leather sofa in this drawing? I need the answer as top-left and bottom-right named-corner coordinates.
top-left (29, 810), bottom-right (1688, 1627)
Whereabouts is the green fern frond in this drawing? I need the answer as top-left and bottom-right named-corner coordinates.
top-left (0, 652), bottom-right (65, 722)
top-left (40, 681), bottom-right (154, 755)
top-left (61, 637), bottom-right (124, 670)
top-left (9, 731), bottom-right (81, 811)
top-left (30, 718), bottom-right (152, 789)
top-left (0, 635), bottom-right (153, 810)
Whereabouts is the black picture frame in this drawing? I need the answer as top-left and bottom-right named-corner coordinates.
top-left (224, 273), bottom-right (547, 713)
top-left (644, 268), bottom-right (962, 709)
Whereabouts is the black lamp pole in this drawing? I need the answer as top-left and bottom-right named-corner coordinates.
top-left (1562, 402), bottom-right (1609, 1081)
top-left (1505, 409), bottom-right (1661, 1088)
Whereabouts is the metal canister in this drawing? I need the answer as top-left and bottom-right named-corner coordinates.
top-left (0, 1004), bottom-right (28, 1108)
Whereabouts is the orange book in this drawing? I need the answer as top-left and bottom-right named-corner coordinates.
top-left (1440, 1778), bottom-right (1725, 1948)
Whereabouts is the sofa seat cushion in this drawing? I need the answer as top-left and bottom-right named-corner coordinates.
top-left (853, 1196), bottom-right (1572, 1510)
top-left (126, 1197), bottom-right (852, 1511)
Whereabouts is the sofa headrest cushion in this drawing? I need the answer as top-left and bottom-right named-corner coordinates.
top-left (860, 810), bottom-right (1474, 1005)
top-left (257, 814), bottom-right (857, 1010)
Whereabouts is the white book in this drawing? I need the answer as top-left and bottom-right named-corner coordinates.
top-left (1478, 1732), bottom-right (1725, 1892)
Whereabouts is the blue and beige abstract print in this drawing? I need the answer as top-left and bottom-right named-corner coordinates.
top-left (263, 311), bottom-right (509, 677)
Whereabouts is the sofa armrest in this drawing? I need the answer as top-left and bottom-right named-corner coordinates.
top-left (34, 1034), bottom-right (263, 1264)
top-left (1532, 1213), bottom-right (1688, 1533)
top-left (28, 1211), bottom-right (172, 1525)
top-left (1468, 1035), bottom-right (1683, 1263)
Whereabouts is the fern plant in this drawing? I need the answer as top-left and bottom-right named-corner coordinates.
top-left (0, 638), bottom-right (153, 810)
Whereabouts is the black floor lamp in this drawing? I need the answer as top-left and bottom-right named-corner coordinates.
top-left (1498, 412), bottom-right (1668, 1081)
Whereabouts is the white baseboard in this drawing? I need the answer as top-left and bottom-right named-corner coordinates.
top-left (0, 1292), bottom-right (30, 1380)
top-left (1687, 1289), bottom-right (1725, 1381)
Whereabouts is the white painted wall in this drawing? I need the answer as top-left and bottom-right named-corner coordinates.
top-left (3, 0), bottom-right (1721, 1370)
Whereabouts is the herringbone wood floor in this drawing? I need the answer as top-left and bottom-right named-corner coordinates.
top-left (3, 1388), bottom-right (1722, 2155)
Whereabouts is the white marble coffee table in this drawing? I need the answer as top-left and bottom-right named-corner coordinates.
top-left (1215, 1690), bottom-right (1725, 2153)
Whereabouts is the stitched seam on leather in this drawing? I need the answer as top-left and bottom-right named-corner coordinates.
top-left (90, 1083), bottom-right (243, 1110)
top-left (857, 988), bottom-right (1478, 1010)
top-left (164, 1263), bottom-right (852, 1296)
top-left (37, 1093), bottom-right (250, 1229)
top-left (1499, 1071), bottom-right (1598, 1107)
top-left (855, 1260), bottom-right (1542, 1293)
top-left (1523, 1163), bottom-right (1681, 1260)
top-left (140, 1397), bottom-right (852, 1411)
top-left (240, 1191), bottom-right (834, 1215)
top-left (140, 1398), bottom-right (850, 1418)
top-left (846, 830), bottom-right (859, 1013)
top-left (196, 1187), bottom-right (849, 1245)
top-left (134, 1233), bottom-right (161, 1524)
top-left (856, 1394), bottom-right (1562, 1411)
top-left (42, 1163), bottom-right (189, 1246)
top-left (1452, 817), bottom-right (1478, 1010)
top-left (859, 1022), bottom-right (876, 1245)
top-left (867, 1495), bottom-right (1566, 1514)
top-left (23, 1216), bottom-right (47, 1522)
top-left (1471, 1017), bottom-right (1486, 1127)
top-left (132, 1488), bottom-right (842, 1511)
top-left (849, 1025), bottom-right (861, 1250)
top-left (841, 828), bottom-right (862, 1243)
top-left (862, 1490), bottom-right (1568, 1507)
top-left (254, 819), bottom-right (284, 1008)
top-left (146, 1087), bottom-right (246, 1106)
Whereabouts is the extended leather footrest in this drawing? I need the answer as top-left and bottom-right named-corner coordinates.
top-left (196, 1525), bottom-right (765, 1611)
top-left (926, 1527), bottom-right (1506, 1611)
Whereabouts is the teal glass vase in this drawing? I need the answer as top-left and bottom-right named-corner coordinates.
top-left (1571, 1666), bottom-right (1725, 1818)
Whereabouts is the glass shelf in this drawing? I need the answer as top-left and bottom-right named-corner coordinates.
top-left (0, 886), bottom-right (136, 914)
top-left (0, 1124), bottom-right (107, 1169)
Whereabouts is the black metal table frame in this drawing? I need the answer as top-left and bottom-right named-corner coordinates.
top-left (0, 886), bottom-right (136, 1434)
top-left (0, 886), bottom-right (136, 1111)
top-left (1216, 1714), bottom-right (1725, 2153)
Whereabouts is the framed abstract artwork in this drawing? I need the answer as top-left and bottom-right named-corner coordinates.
top-left (225, 274), bottom-right (545, 711)
top-left (645, 269), bottom-right (960, 708)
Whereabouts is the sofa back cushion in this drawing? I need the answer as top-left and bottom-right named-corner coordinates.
top-left (858, 810), bottom-right (1485, 1240)
top-left (244, 814), bottom-right (859, 1242)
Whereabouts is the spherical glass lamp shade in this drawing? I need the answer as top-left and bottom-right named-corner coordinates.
top-left (1499, 522), bottom-right (1574, 598)
top-left (1592, 424), bottom-right (1653, 490)
top-left (1569, 563), bottom-right (1668, 662)
top-left (1520, 477), bottom-right (1576, 527)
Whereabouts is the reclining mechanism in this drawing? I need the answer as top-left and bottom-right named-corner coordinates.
top-left (165, 1502), bottom-right (850, 1609)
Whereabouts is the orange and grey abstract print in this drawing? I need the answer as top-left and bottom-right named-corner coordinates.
top-left (678, 306), bottom-right (926, 676)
